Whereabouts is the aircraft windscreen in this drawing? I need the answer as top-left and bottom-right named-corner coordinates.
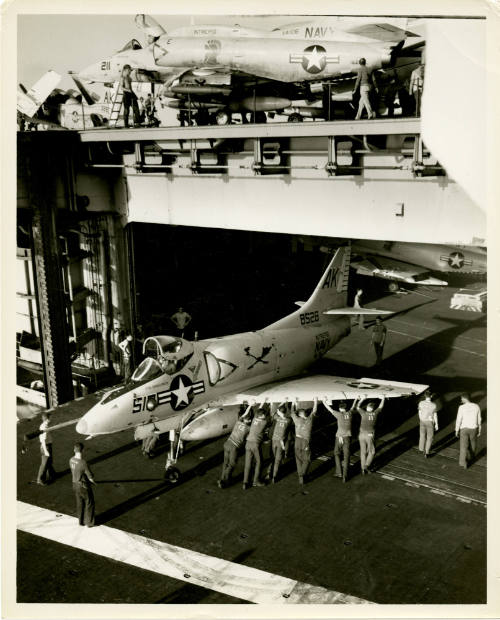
top-left (118, 39), bottom-right (143, 53)
top-left (132, 357), bottom-right (163, 382)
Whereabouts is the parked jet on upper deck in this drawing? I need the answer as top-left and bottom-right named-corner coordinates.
top-left (350, 240), bottom-right (487, 291)
top-left (77, 14), bottom-right (422, 125)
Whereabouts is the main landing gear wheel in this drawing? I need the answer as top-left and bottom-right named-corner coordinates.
top-left (388, 282), bottom-right (400, 292)
top-left (250, 111), bottom-right (267, 124)
top-left (164, 466), bottom-right (181, 483)
top-left (215, 109), bottom-right (232, 125)
top-left (287, 113), bottom-right (303, 123)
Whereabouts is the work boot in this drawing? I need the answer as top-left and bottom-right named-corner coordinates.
top-left (335, 472), bottom-right (342, 479)
top-left (253, 481), bottom-right (265, 487)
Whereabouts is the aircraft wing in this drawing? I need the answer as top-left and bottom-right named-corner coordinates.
top-left (345, 23), bottom-right (419, 42)
top-left (352, 256), bottom-right (448, 286)
top-left (17, 70), bottom-right (61, 118)
top-left (213, 375), bottom-right (427, 406)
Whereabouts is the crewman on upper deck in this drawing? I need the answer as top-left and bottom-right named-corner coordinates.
top-left (354, 58), bottom-right (378, 120)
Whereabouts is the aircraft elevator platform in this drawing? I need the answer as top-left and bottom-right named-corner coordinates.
top-left (78, 119), bottom-right (485, 246)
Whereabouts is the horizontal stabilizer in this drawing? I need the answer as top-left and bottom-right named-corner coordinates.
top-left (324, 307), bottom-right (393, 315)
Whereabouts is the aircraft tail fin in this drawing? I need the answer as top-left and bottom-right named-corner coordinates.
top-left (17, 70), bottom-right (61, 118)
top-left (266, 244), bottom-right (351, 330)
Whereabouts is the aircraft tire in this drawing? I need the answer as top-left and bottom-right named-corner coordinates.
top-left (250, 111), bottom-right (267, 124)
top-left (288, 113), bottom-right (303, 123)
top-left (388, 282), bottom-right (400, 292)
top-left (164, 466), bottom-right (181, 483)
top-left (215, 109), bottom-right (232, 125)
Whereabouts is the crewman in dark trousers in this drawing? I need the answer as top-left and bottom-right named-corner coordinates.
top-left (356, 395), bottom-right (386, 474)
top-left (69, 442), bottom-right (97, 527)
top-left (455, 393), bottom-right (482, 469)
top-left (323, 397), bottom-right (359, 482)
top-left (290, 397), bottom-right (318, 487)
top-left (37, 412), bottom-right (56, 485)
top-left (218, 403), bottom-right (253, 488)
top-left (243, 399), bottom-right (270, 489)
top-left (265, 401), bottom-right (292, 483)
top-left (418, 390), bottom-right (438, 457)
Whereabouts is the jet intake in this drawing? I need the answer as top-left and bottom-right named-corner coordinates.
top-left (180, 406), bottom-right (240, 442)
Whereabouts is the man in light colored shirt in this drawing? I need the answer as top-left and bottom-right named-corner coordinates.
top-left (170, 307), bottom-right (192, 337)
top-left (418, 390), bottom-right (438, 457)
top-left (118, 334), bottom-right (133, 382)
top-left (408, 63), bottom-right (424, 116)
top-left (455, 393), bottom-right (482, 469)
top-left (37, 412), bottom-right (56, 485)
top-left (354, 58), bottom-right (377, 120)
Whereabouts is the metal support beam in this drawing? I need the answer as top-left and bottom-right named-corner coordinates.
top-left (79, 118), bottom-right (422, 143)
top-left (26, 135), bottom-right (74, 407)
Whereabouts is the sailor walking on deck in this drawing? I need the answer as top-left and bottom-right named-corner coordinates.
top-left (418, 390), bottom-right (438, 457)
top-left (455, 393), bottom-right (482, 469)
top-left (69, 442), bottom-right (97, 527)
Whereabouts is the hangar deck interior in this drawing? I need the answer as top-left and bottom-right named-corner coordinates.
top-left (14, 116), bottom-right (487, 606)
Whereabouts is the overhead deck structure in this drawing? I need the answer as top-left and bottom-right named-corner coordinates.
top-left (78, 119), bottom-right (485, 246)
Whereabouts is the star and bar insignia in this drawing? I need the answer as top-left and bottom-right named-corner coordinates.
top-left (156, 374), bottom-right (205, 411)
top-left (439, 251), bottom-right (472, 269)
top-left (289, 45), bottom-right (340, 74)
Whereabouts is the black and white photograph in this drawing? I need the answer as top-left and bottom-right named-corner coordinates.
top-left (2, 0), bottom-right (498, 616)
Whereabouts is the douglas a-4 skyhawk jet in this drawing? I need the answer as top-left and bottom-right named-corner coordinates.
top-left (70, 245), bottom-right (427, 481)
top-left (77, 15), bottom-right (423, 125)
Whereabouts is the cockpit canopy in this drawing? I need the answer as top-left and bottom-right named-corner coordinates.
top-left (118, 38), bottom-right (143, 53)
top-left (140, 336), bottom-right (194, 376)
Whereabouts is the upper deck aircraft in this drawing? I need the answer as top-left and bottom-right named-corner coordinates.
top-left (77, 15), bottom-right (422, 125)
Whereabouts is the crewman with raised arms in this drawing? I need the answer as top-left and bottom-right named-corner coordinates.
top-left (242, 399), bottom-right (270, 490)
top-left (356, 395), bottom-right (386, 475)
top-left (265, 400), bottom-right (292, 484)
top-left (218, 402), bottom-right (253, 489)
top-left (291, 397), bottom-right (318, 487)
top-left (323, 397), bottom-right (359, 482)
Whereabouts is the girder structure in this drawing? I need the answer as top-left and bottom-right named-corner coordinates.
top-left (23, 133), bottom-right (75, 407)
top-left (78, 119), bottom-right (484, 246)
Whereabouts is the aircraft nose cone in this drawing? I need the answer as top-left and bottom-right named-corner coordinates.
top-left (76, 418), bottom-right (87, 435)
